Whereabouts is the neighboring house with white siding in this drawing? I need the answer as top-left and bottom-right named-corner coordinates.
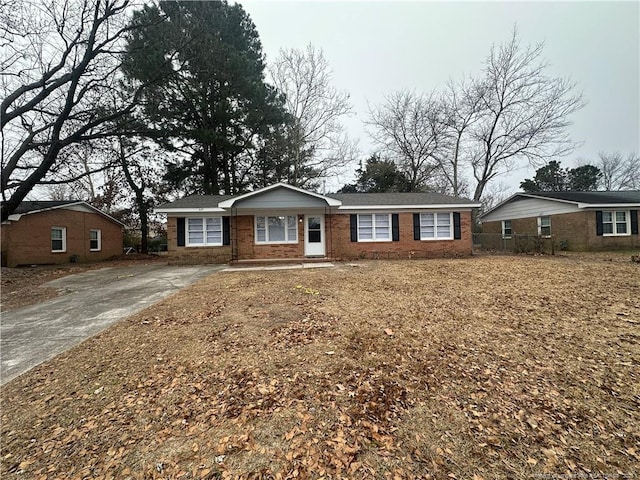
top-left (480, 191), bottom-right (640, 251)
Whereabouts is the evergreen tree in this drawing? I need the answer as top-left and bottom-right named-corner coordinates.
top-left (339, 155), bottom-right (412, 193)
top-left (122, 0), bottom-right (288, 195)
top-left (520, 160), bottom-right (601, 192)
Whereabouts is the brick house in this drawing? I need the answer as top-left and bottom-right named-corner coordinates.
top-left (480, 191), bottom-right (640, 251)
top-left (1, 201), bottom-right (125, 267)
top-left (154, 183), bottom-right (481, 263)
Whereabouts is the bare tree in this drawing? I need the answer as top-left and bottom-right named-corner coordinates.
top-left (468, 28), bottom-right (585, 201)
top-left (593, 152), bottom-right (640, 190)
top-left (268, 44), bottom-right (356, 187)
top-left (0, 0), bottom-right (157, 221)
top-left (438, 78), bottom-right (485, 196)
top-left (367, 89), bottom-right (448, 191)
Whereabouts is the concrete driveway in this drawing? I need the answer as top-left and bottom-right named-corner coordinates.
top-left (1, 264), bottom-right (223, 385)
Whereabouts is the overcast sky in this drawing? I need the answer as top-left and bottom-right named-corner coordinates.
top-left (242, 0), bottom-right (640, 194)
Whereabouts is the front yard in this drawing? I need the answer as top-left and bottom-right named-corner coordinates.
top-left (1, 255), bottom-right (639, 479)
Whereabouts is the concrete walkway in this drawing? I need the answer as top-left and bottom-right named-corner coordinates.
top-left (1, 264), bottom-right (222, 385)
top-left (222, 262), bottom-right (334, 272)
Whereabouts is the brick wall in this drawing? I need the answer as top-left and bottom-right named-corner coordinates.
top-left (165, 211), bottom-right (474, 263)
top-left (328, 211), bottom-right (473, 260)
top-left (482, 211), bottom-right (640, 251)
top-left (165, 216), bottom-right (232, 264)
top-left (2, 209), bottom-right (122, 267)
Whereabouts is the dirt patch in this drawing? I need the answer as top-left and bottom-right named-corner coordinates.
top-left (1, 255), bottom-right (639, 479)
top-left (0, 254), bottom-right (165, 311)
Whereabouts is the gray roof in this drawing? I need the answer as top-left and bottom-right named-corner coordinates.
top-left (156, 194), bottom-right (233, 209)
top-left (13, 200), bottom-right (80, 214)
top-left (328, 192), bottom-right (476, 205)
top-left (523, 191), bottom-right (640, 203)
top-left (157, 190), bottom-right (478, 209)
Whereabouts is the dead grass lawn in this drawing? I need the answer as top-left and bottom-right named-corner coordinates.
top-left (1, 254), bottom-right (639, 479)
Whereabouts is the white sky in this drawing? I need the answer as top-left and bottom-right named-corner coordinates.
top-left (243, 0), bottom-right (640, 194)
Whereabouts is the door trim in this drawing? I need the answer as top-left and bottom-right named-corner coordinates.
top-left (304, 214), bottom-right (325, 257)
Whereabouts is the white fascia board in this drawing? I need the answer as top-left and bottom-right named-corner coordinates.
top-left (338, 203), bottom-right (481, 211)
top-left (578, 203), bottom-right (640, 209)
top-left (153, 207), bottom-right (227, 214)
top-left (10, 201), bottom-right (126, 227)
top-left (519, 194), bottom-right (580, 206)
top-left (218, 182), bottom-right (342, 208)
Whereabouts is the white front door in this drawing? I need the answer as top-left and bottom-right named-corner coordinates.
top-left (304, 215), bottom-right (325, 257)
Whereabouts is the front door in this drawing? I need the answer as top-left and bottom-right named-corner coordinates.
top-left (304, 215), bottom-right (325, 257)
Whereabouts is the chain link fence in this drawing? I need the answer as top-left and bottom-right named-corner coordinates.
top-left (472, 233), bottom-right (562, 255)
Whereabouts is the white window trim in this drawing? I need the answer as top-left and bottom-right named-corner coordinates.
top-left (420, 212), bottom-right (454, 241)
top-left (537, 216), bottom-right (551, 238)
top-left (89, 229), bottom-right (102, 251)
top-left (51, 226), bottom-right (67, 253)
top-left (602, 210), bottom-right (631, 237)
top-left (357, 213), bottom-right (392, 242)
top-left (254, 215), bottom-right (298, 244)
top-left (186, 217), bottom-right (224, 247)
top-left (501, 220), bottom-right (512, 239)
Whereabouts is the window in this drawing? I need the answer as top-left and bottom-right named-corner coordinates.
top-left (89, 229), bottom-right (101, 251)
top-left (419, 213), bottom-right (453, 240)
top-left (357, 214), bottom-right (391, 242)
top-left (602, 210), bottom-right (630, 236)
top-left (538, 216), bottom-right (551, 237)
top-left (502, 220), bottom-right (512, 239)
top-left (187, 217), bottom-right (222, 246)
top-left (255, 215), bottom-right (298, 244)
top-left (51, 227), bottom-right (66, 252)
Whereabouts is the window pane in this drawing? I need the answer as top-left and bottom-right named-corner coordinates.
top-left (206, 217), bottom-right (221, 230)
top-left (287, 216), bottom-right (297, 241)
top-left (309, 231), bottom-right (321, 243)
top-left (603, 223), bottom-right (614, 234)
top-left (257, 230), bottom-right (266, 242)
top-left (256, 216), bottom-right (265, 229)
top-left (358, 215), bottom-right (373, 240)
top-left (90, 230), bottom-right (98, 240)
top-left (540, 216), bottom-right (550, 227)
top-left (437, 226), bottom-right (451, 238)
top-left (615, 211), bottom-right (626, 222)
top-left (602, 212), bottom-right (613, 222)
top-left (436, 213), bottom-right (450, 227)
top-left (359, 215), bottom-right (372, 227)
top-left (189, 231), bottom-right (204, 244)
top-left (375, 228), bottom-right (390, 240)
top-left (616, 222), bottom-right (627, 234)
top-left (541, 227), bottom-right (551, 236)
top-left (268, 216), bottom-right (285, 241)
top-left (188, 218), bottom-right (203, 230)
top-left (421, 226), bottom-right (435, 238)
top-left (375, 214), bottom-right (389, 228)
top-left (421, 213), bottom-right (434, 226)
top-left (52, 229), bottom-right (62, 240)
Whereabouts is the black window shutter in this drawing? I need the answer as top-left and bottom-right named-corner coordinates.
top-left (177, 217), bottom-right (186, 246)
top-left (453, 212), bottom-right (462, 240)
top-left (631, 210), bottom-right (638, 235)
top-left (350, 215), bottom-right (357, 242)
top-left (413, 213), bottom-right (420, 240)
top-left (392, 214), bottom-right (400, 241)
top-left (223, 216), bottom-right (231, 245)
top-left (595, 211), bottom-right (603, 236)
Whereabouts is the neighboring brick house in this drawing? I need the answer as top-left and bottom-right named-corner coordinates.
top-left (1, 201), bottom-right (125, 267)
top-left (154, 183), bottom-right (481, 263)
top-left (480, 191), bottom-right (640, 251)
